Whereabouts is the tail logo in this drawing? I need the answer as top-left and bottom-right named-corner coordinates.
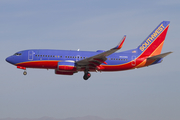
top-left (139, 24), bottom-right (165, 51)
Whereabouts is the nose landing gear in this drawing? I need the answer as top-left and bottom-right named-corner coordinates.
top-left (23, 71), bottom-right (27, 75)
top-left (83, 71), bottom-right (91, 80)
top-left (17, 66), bottom-right (27, 75)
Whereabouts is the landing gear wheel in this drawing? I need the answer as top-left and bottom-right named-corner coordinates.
top-left (23, 71), bottom-right (27, 75)
top-left (83, 72), bottom-right (91, 80)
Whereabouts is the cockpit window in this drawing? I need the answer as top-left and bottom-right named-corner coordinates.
top-left (14, 53), bottom-right (22, 56)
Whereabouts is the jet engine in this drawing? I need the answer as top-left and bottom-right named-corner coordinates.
top-left (55, 61), bottom-right (77, 75)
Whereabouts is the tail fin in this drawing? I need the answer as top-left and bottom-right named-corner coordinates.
top-left (137, 21), bottom-right (170, 57)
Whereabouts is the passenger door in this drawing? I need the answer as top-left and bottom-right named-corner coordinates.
top-left (28, 51), bottom-right (34, 60)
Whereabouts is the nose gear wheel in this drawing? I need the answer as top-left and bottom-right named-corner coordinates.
top-left (23, 71), bottom-right (27, 75)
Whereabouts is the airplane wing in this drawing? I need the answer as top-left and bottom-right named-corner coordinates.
top-left (76, 35), bottom-right (126, 70)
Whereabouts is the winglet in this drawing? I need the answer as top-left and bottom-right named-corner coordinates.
top-left (114, 35), bottom-right (126, 49)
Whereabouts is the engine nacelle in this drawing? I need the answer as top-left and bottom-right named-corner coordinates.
top-left (57, 61), bottom-right (76, 72)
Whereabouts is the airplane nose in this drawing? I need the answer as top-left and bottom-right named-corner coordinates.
top-left (6, 56), bottom-right (14, 64)
top-left (6, 57), bottom-right (10, 63)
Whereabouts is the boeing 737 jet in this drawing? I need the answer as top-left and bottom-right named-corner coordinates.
top-left (6, 21), bottom-right (172, 80)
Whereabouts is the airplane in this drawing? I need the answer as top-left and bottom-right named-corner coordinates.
top-left (6, 21), bottom-right (172, 80)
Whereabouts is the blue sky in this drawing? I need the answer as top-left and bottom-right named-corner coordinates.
top-left (0, 0), bottom-right (180, 120)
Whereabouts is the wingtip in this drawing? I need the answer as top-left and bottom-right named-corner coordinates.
top-left (168, 51), bottom-right (173, 54)
top-left (166, 51), bottom-right (173, 54)
top-left (114, 35), bottom-right (126, 49)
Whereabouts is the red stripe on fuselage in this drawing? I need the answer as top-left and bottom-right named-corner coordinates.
top-left (16, 60), bottom-right (59, 69)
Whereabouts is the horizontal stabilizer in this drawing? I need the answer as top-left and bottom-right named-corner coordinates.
top-left (147, 51), bottom-right (172, 60)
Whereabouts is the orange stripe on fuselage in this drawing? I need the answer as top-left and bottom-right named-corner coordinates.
top-left (134, 41), bottom-right (165, 68)
top-left (149, 41), bottom-right (164, 57)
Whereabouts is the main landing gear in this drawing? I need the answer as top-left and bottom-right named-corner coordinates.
top-left (83, 70), bottom-right (91, 80)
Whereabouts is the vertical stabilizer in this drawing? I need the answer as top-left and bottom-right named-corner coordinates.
top-left (137, 21), bottom-right (170, 57)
